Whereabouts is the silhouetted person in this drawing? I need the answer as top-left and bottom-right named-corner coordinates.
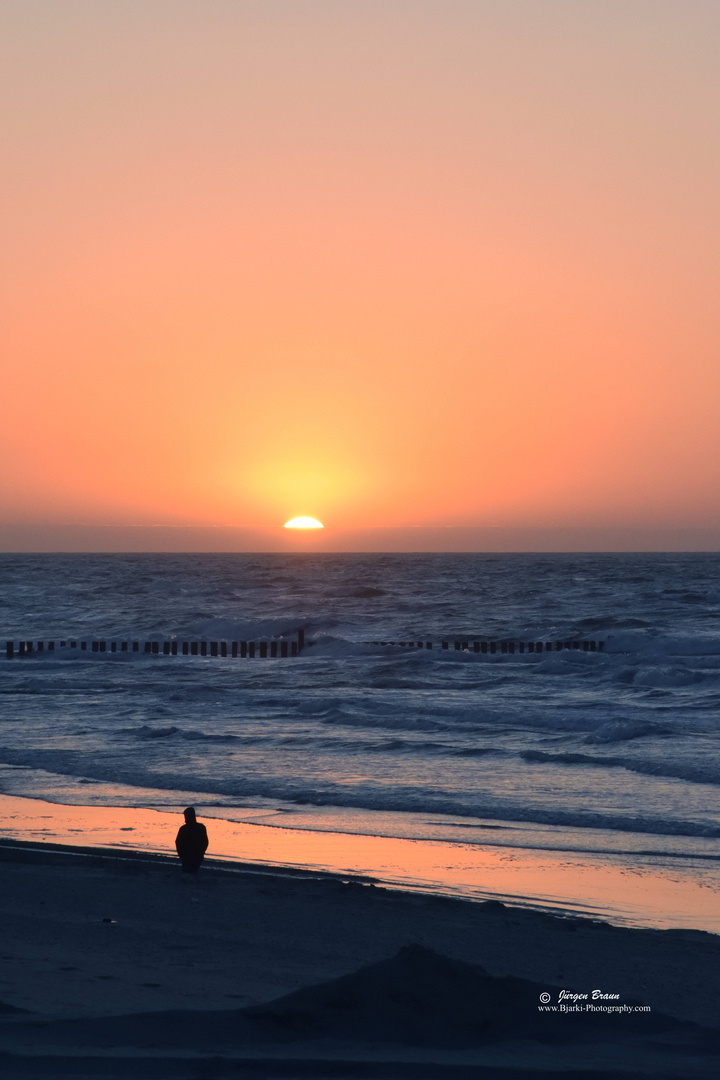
top-left (175, 806), bottom-right (208, 873)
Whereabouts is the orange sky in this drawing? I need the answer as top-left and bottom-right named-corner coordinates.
top-left (2, 2), bottom-right (719, 549)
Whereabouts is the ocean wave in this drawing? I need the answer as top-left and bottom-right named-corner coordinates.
top-left (519, 749), bottom-right (720, 787)
top-left (631, 667), bottom-right (717, 688)
top-left (583, 719), bottom-right (673, 744)
top-left (604, 632), bottom-right (720, 658)
top-left (179, 730), bottom-right (242, 743)
top-left (451, 746), bottom-right (502, 758)
top-left (322, 586), bottom-right (387, 599)
top-left (181, 616), bottom-right (307, 641)
top-left (321, 712), bottom-right (450, 733)
top-left (118, 725), bottom-right (180, 739)
top-left (353, 738), bottom-right (449, 754)
top-left (577, 617), bottom-right (652, 630)
top-left (2, 752), bottom-right (718, 840)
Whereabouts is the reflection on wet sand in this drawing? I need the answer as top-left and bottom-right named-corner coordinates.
top-left (1, 792), bottom-right (718, 932)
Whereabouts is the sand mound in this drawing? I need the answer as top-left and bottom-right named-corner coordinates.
top-left (1, 945), bottom-right (709, 1054)
top-left (243, 943), bottom-right (691, 1047)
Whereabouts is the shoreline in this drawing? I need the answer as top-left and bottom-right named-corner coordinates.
top-left (1, 792), bottom-right (719, 933)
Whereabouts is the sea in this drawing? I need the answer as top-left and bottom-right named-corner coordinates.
top-left (1, 552), bottom-right (719, 924)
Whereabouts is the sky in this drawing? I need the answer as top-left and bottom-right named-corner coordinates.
top-left (2, 1), bottom-right (719, 550)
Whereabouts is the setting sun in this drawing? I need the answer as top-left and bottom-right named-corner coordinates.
top-left (284, 517), bottom-right (324, 529)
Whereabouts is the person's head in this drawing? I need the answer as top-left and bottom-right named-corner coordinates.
top-left (183, 806), bottom-right (196, 823)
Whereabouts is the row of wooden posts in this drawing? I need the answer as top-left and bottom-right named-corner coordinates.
top-left (5, 632), bottom-right (604, 659)
top-left (5, 630), bottom-right (305, 660)
top-left (367, 639), bottom-right (604, 653)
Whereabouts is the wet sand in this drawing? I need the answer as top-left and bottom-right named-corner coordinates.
top-left (2, 793), bottom-right (718, 933)
top-left (0, 838), bottom-right (718, 1078)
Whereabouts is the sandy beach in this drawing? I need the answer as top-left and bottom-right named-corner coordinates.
top-left (0, 839), bottom-right (718, 1079)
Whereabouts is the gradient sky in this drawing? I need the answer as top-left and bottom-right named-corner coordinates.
top-left (2, 1), bottom-right (719, 547)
